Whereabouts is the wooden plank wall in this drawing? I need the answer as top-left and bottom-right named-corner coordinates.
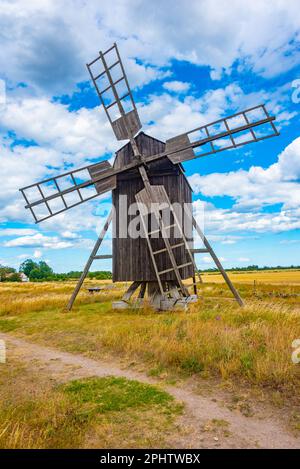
top-left (112, 132), bottom-right (194, 282)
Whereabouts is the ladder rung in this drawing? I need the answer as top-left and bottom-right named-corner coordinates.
top-left (153, 247), bottom-right (167, 255)
top-left (159, 261), bottom-right (192, 276)
top-left (178, 262), bottom-right (193, 269)
top-left (171, 242), bottom-right (185, 250)
top-left (158, 267), bottom-right (174, 275)
top-left (148, 224), bottom-right (176, 236)
top-left (153, 242), bottom-right (185, 256)
top-left (149, 228), bottom-right (160, 236)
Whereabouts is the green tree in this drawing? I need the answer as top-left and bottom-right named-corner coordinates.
top-left (29, 268), bottom-right (43, 280)
top-left (7, 273), bottom-right (21, 282)
top-left (38, 261), bottom-right (53, 279)
top-left (19, 259), bottom-right (39, 277)
top-left (0, 264), bottom-right (16, 278)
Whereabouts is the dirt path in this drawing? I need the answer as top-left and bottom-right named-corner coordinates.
top-left (1, 332), bottom-right (299, 449)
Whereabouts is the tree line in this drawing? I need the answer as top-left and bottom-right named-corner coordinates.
top-left (1, 259), bottom-right (299, 282)
top-left (0, 259), bottom-right (112, 282)
top-left (200, 264), bottom-right (300, 272)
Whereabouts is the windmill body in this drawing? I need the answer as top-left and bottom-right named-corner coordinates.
top-left (112, 132), bottom-right (193, 284)
top-left (19, 43), bottom-right (279, 311)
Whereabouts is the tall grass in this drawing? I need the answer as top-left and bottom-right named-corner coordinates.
top-left (0, 281), bottom-right (122, 315)
top-left (0, 281), bottom-right (299, 397)
top-left (98, 301), bottom-right (300, 392)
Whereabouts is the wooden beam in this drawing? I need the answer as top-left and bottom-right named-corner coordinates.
top-left (93, 255), bottom-right (113, 259)
top-left (67, 210), bottom-right (113, 311)
top-left (192, 217), bottom-right (244, 307)
top-left (122, 281), bottom-right (141, 301)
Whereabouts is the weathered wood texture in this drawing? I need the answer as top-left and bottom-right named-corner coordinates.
top-left (112, 109), bottom-right (142, 141)
top-left (88, 161), bottom-right (117, 194)
top-left (112, 132), bottom-right (194, 281)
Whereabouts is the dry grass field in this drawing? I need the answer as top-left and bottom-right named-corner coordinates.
top-left (202, 269), bottom-right (300, 285)
top-left (0, 270), bottom-right (299, 448)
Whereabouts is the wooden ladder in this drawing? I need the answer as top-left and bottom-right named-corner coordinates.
top-left (135, 183), bottom-right (202, 300)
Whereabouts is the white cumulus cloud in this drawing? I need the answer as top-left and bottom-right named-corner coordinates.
top-left (163, 81), bottom-right (191, 93)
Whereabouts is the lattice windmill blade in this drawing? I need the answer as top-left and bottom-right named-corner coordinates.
top-left (20, 161), bottom-right (117, 223)
top-left (165, 104), bottom-right (279, 164)
top-left (87, 43), bottom-right (142, 141)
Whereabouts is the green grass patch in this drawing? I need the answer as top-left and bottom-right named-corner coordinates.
top-left (62, 376), bottom-right (176, 414)
top-left (0, 318), bottom-right (19, 332)
top-left (181, 357), bottom-right (205, 374)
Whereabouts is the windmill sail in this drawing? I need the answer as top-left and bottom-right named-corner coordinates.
top-left (20, 161), bottom-right (116, 223)
top-left (87, 43), bottom-right (142, 141)
top-left (20, 103), bottom-right (279, 224)
top-left (165, 105), bottom-right (279, 164)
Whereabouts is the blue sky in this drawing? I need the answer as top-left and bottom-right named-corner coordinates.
top-left (0, 0), bottom-right (300, 272)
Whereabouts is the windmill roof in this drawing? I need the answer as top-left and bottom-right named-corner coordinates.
top-left (113, 131), bottom-right (192, 192)
top-left (115, 131), bottom-right (165, 153)
top-left (114, 131), bottom-right (186, 172)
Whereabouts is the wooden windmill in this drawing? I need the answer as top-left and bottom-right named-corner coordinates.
top-left (20, 43), bottom-right (279, 311)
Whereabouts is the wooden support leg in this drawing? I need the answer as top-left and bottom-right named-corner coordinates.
top-left (113, 281), bottom-right (141, 309)
top-left (192, 217), bottom-right (244, 307)
top-left (192, 275), bottom-right (197, 296)
top-left (67, 210), bottom-right (113, 311)
top-left (138, 282), bottom-right (147, 298)
top-left (122, 281), bottom-right (141, 301)
top-left (147, 282), bottom-right (164, 309)
top-left (167, 281), bottom-right (181, 300)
